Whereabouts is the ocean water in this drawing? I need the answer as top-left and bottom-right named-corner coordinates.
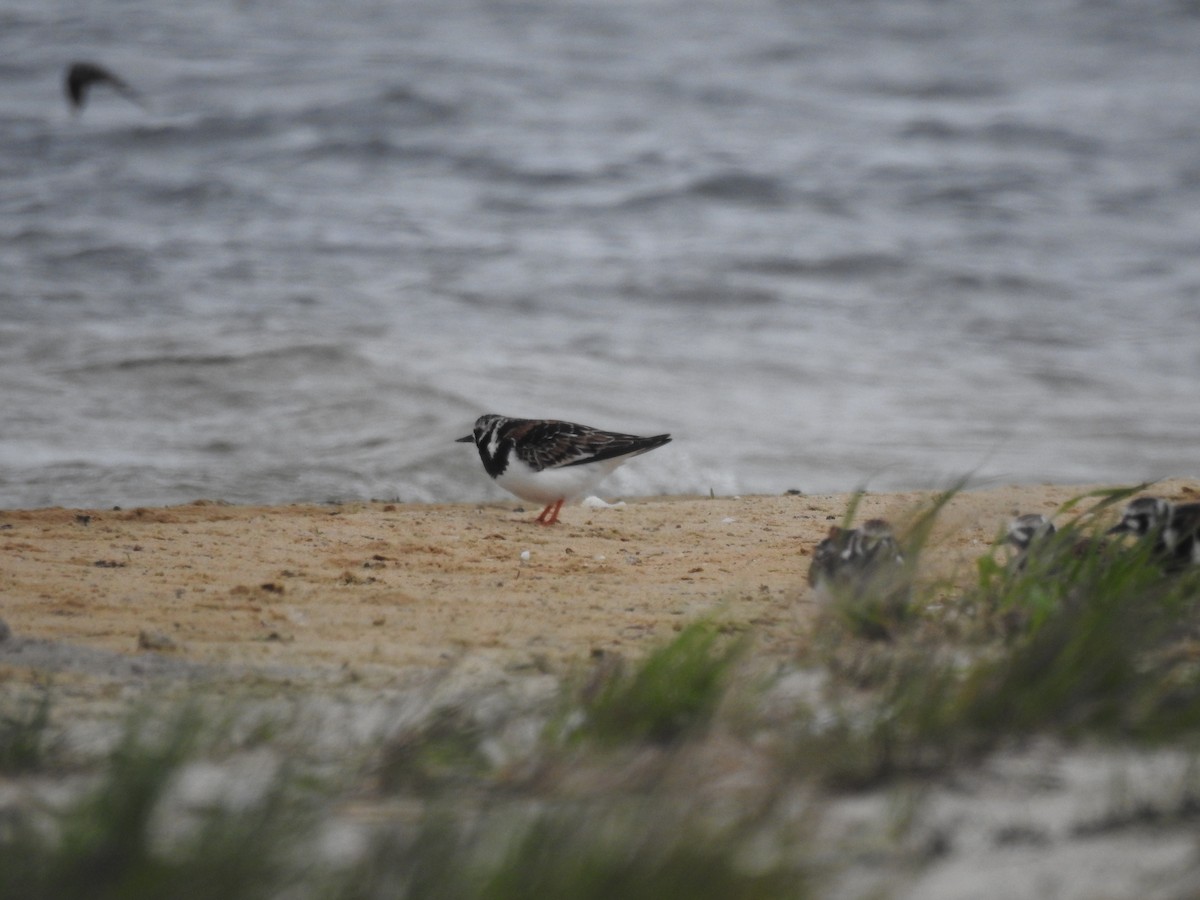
top-left (2, 0), bottom-right (1199, 509)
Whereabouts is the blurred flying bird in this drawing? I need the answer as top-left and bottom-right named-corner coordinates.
top-left (65, 61), bottom-right (145, 113)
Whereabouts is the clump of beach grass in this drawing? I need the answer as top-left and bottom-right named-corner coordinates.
top-left (952, 484), bottom-right (1200, 740)
top-left (0, 700), bottom-right (318, 900)
top-left (572, 620), bottom-right (747, 746)
top-left (339, 801), bottom-right (812, 900)
top-left (0, 687), bottom-right (56, 775)
top-left (376, 705), bottom-right (492, 794)
top-left (790, 483), bottom-right (1200, 787)
top-left (959, 549), bottom-right (1200, 741)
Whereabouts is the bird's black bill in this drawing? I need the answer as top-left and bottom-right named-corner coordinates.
top-left (1106, 523), bottom-right (1130, 535)
top-left (455, 434), bottom-right (474, 443)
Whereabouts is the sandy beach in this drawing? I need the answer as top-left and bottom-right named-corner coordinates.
top-left (5, 479), bottom-right (1195, 680)
top-left (4, 478), bottom-right (1200, 900)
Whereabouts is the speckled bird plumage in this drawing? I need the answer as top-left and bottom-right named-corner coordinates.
top-left (1005, 513), bottom-right (1057, 554)
top-left (1004, 513), bottom-right (1057, 571)
top-left (808, 518), bottom-right (906, 599)
top-left (456, 414), bottom-right (671, 524)
top-left (1108, 496), bottom-right (1200, 571)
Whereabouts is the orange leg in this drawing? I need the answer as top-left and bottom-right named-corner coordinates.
top-left (535, 498), bottom-right (565, 525)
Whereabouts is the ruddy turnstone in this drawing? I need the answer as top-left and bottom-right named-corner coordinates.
top-left (1004, 512), bottom-right (1121, 575)
top-left (1006, 513), bottom-right (1056, 553)
top-left (1108, 497), bottom-right (1200, 571)
top-left (65, 61), bottom-right (143, 112)
top-left (455, 414), bottom-right (671, 525)
top-left (1004, 513), bottom-right (1056, 570)
top-left (808, 525), bottom-right (852, 596)
top-left (808, 518), bottom-right (906, 603)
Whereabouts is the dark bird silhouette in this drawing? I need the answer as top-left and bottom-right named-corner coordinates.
top-left (64, 61), bottom-right (144, 113)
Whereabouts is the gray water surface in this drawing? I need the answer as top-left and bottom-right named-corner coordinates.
top-left (2, 0), bottom-right (1198, 507)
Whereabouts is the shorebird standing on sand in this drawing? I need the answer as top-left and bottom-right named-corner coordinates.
top-left (456, 414), bottom-right (671, 525)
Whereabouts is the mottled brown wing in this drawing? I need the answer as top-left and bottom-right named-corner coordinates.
top-left (508, 419), bottom-right (670, 472)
